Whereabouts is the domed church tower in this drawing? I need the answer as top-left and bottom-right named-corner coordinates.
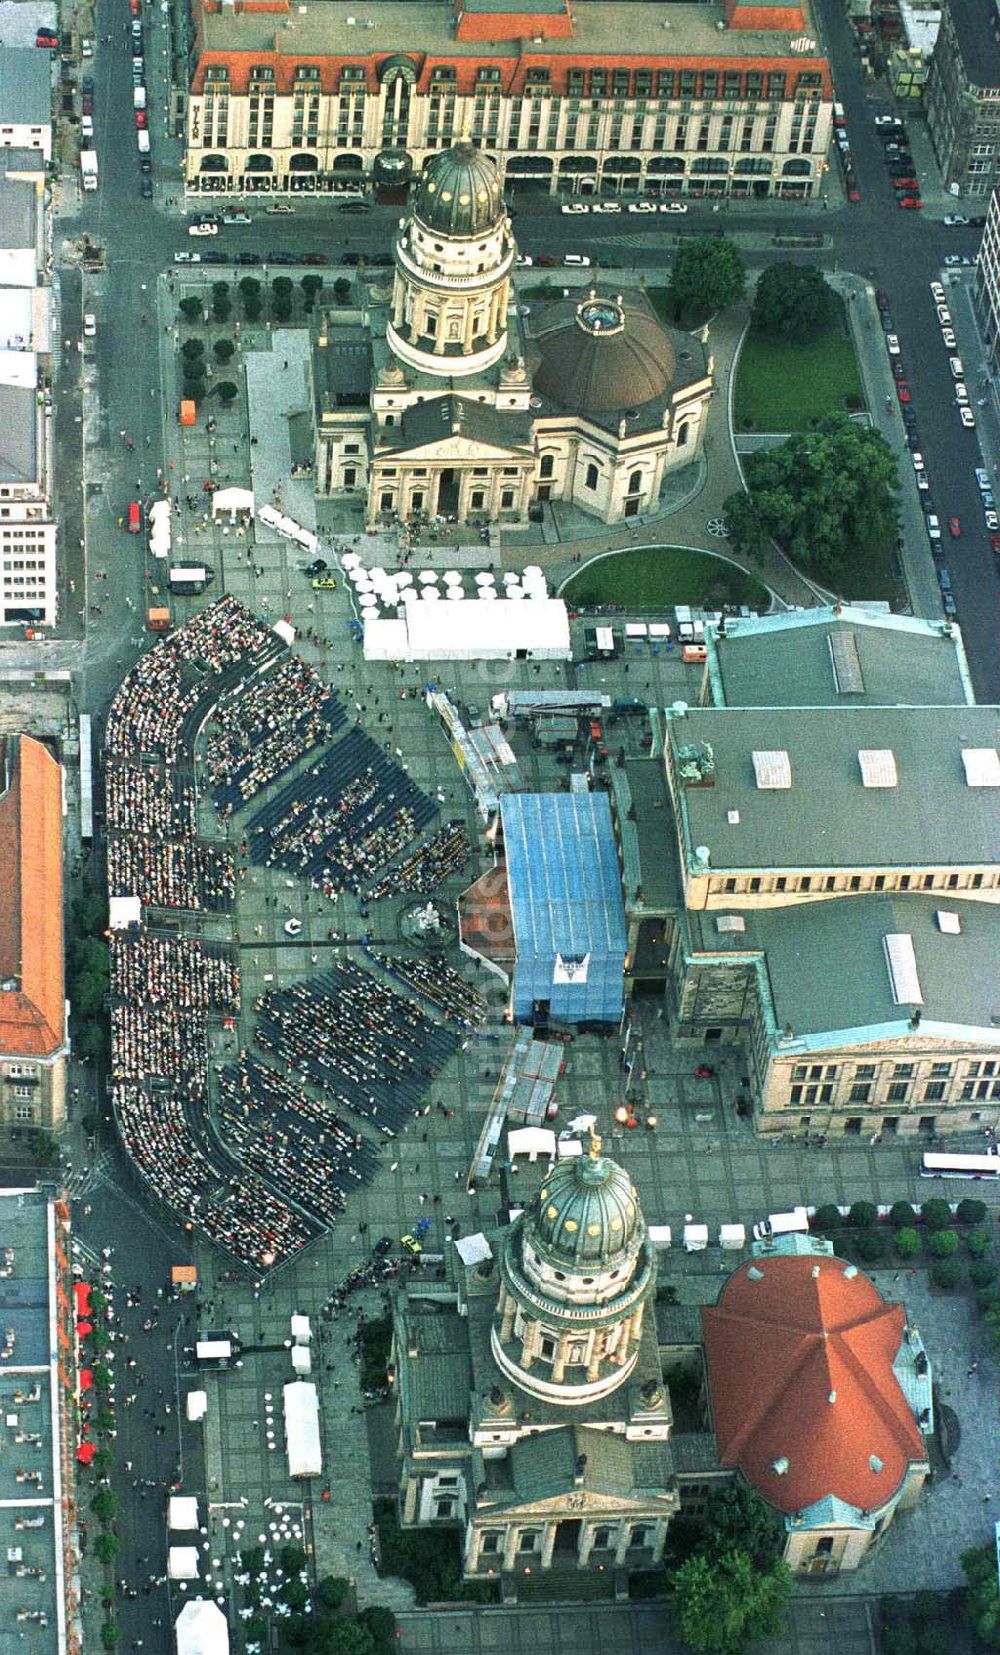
top-left (386, 135), bottom-right (515, 379)
top-left (492, 1132), bottom-right (656, 1405)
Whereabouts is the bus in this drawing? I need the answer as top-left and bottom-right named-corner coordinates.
top-left (920, 1151), bottom-right (1000, 1180)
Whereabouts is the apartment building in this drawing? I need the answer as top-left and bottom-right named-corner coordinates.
top-left (974, 184), bottom-right (1000, 370)
top-left (184, 0), bottom-right (834, 202)
top-left (0, 735), bottom-right (68, 1134)
top-left (925, 0), bottom-right (1000, 197)
top-left (0, 154), bottom-right (56, 630)
top-left (613, 607), bottom-right (1000, 1141)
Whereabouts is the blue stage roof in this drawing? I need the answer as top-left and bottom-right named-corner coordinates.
top-left (501, 792), bottom-right (626, 1025)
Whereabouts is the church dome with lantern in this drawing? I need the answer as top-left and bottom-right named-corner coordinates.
top-left (491, 1132), bottom-right (656, 1405)
top-left (531, 1145), bottom-right (642, 1271)
top-left (413, 136), bottom-right (506, 237)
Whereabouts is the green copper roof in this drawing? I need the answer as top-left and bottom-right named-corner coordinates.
top-left (414, 138), bottom-right (505, 237)
top-left (530, 1143), bottom-right (643, 1269)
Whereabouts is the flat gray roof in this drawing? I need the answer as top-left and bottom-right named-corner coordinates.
top-left (692, 894), bottom-right (1000, 1036)
top-left (0, 384), bottom-right (37, 487)
top-left (667, 704), bottom-right (1000, 872)
top-left (0, 1191), bottom-right (62, 1647)
top-left (198, 0), bottom-right (824, 63)
top-left (0, 177), bottom-right (36, 251)
top-left (948, 0), bottom-right (1000, 91)
top-left (0, 49), bottom-right (51, 126)
top-left (708, 609), bottom-right (973, 710)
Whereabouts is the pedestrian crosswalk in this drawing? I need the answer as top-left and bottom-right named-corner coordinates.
top-left (65, 1147), bottom-right (114, 1200)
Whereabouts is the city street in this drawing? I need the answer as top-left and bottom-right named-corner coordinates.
top-left (29, 1), bottom-right (1000, 1651)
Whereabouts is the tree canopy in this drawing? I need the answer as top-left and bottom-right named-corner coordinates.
top-left (962, 1544), bottom-right (1000, 1643)
top-left (751, 262), bottom-right (838, 340)
top-left (669, 235), bottom-right (746, 321)
top-left (723, 416), bottom-right (898, 579)
top-left (673, 1547), bottom-right (791, 1655)
top-left (703, 1481), bottom-right (785, 1572)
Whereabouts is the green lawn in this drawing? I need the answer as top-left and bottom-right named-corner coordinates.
top-left (562, 546), bottom-right (769, 612)
top-left (734, 304), bottom-right (864, 431)
top-left (792, 535), bottom-right (903, 606)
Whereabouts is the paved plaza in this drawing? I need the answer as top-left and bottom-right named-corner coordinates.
top-left (66, 267), bottom-right (1000, 1655)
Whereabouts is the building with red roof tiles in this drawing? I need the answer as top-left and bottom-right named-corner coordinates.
top-left (182, 0), bottom-right (833, 202)
top-left (0, 735), bottom-right (68, 1132)
top-left (701, 1236), bottom-right (931, 1575)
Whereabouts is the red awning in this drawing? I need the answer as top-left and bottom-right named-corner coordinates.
top-left (79, 1369), bottom-right (93, 1392)
top-left (74, 1282), bottom-right (92, 1315)
top-left (76, 1441), bottom-right (97, 1465)
top-left (76, 1320), bottom-right (93, 1337)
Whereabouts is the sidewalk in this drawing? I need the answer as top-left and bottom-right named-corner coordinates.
top-left (830, 270), bottom-right (942, 620)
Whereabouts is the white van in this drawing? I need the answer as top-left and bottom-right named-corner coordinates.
top-left (81, 114), bottom-right (94, 141)
top-left (752, 1206), bottom-right (810, 1242)
top-left (949, 356), bottom-right (965, 379)
top-left (137, 128), bottom-right (150, 154)
top-left (563, 252), bottom-right (592, 266)
top-left (133, 85), bottom-right (146, 110)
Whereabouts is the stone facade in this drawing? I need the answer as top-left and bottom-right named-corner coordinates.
top-left (312, 138), bottom-right (712, 531)
top-left (390, 1138), bottom-right (682, 1582)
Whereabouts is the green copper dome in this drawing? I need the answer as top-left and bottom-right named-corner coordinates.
top-left (414, 138), bottom-right (505, 238)
top-left (530, 1138), bottom-right (643, 1269)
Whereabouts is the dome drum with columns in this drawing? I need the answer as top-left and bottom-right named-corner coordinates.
top-left (491, 1134), bottom-right (657, 1405)
top-left (312, 137), bottom-right (713, 528)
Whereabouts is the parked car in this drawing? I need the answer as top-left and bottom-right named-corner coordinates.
top-left (886, 333), bottom-right (900, 355)
top-left (943, 213), bottom-right (969, 226)
top-left (659, 201), bottom-right (688, 213)
top-left (960, 406), bottom-right (977, 428)
top-left (266, 250), bottom-right (297, 264)
top-left (949, 516), bottom-right (961, 537)
top-left (955, 382), bottom-right (969, 403)
top-left (911, 451), bottom-right (925, 471)
top-left (515, 253), bottom-right (533, 267)
top-left (561, 202), bottom-right (590, 215)
top-left (311, 576), bottom-right (337, 590)
top-left (975, 468), bottom-right (990, 490)
top-left (263, 202), bottom-right (294, 215)
top-left (941, 328), bottom-right (957, 349)
top-left (536, 253), bottom-right (558, 266)
top-left (564, 252), bottom-right (591, 266)
top-left (188, 221), bottom-right (218, 237)
top-left (34, 27), bottom-right (58, 47)
top-left (83, 313), bottom-right (96, 338)
top-left (986, 510), bottom-right (999, 530)
top-left (222, 210), bottom-right (252, 225)
top-left (200, 251), bottom-right (227, 264)
top-left (899, 196), bottom-right (922, 209)
top-left (301, 252), bottom-right (328, 265)
top-left (140, 175), bottom-right (152, 199)
top-left (936, 306), bottom-right (952, 325)
top-left (930, 281), bottom-right (946, 303)
top-left (897, 382), bottom-right (911, 403)
top-left (173, 251), bottom-right (201, 264)
top-left (237, 251), bottom-right (261, 265)
top-left (989, 532), bottom-right (1000, 553)
top-left (591, 201), bottom-right (621, 214)
top-left (944, 254), bottom-right (973, 267)
top-left (627, 200), bottom-right (657, 214)
top-left (926, 514), bottom-right (941, 540)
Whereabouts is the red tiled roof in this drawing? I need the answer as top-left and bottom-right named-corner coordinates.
top-left (0, 736), bottom-right (66, 1059)
top-left (702, 1254), bottom-right (925, 1516)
